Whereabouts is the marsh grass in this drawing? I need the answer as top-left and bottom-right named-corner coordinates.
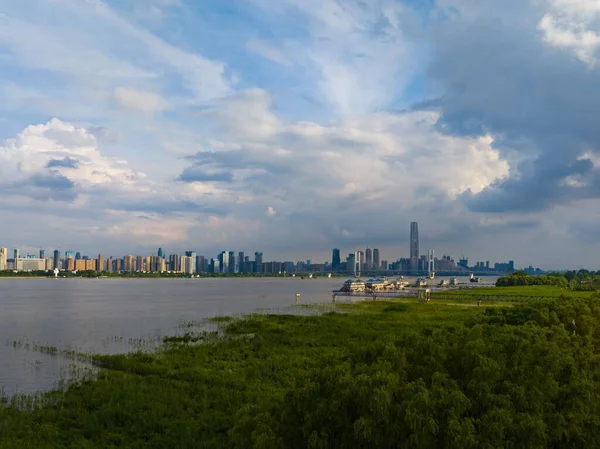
top-left (2, 297), bottom-right (600, 448)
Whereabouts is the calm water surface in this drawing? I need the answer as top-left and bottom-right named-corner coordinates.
top-left (0, 276), bottom-right (496, 395)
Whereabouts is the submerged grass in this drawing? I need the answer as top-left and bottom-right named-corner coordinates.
top-left (2, 295), bottom-right (600, 448)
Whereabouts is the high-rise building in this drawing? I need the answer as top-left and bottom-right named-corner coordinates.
top-left (228, 251), bottom-right (235, 274)
top-left (45, 257), bottom-right (54, 271)
top-left (238, 252), bottom-right (245, 273)
top-left (254, 252), bottom-right (263, 274)
top-left (346, 253), bottom-right (355, 276)
top-left (373, 248), bottom-right (380, 270)
top-left (410, 222), bottom-right (419, 273)
top-left (169, 254), bottom-right (181, 272)
top-left (39, 249), bottom-right (45, 259)
top-left (219, 251), bottom-right (230, 274)
top-left (97, 253), bottom-right (104, 272)
top-left (365, 248), bottom-right (372, 272)
top-left (136, 256), bottom-right (143, 272)
top-left (157, 248), bottom-right (164, 258)
top-left (14, 249), bottom-right (19, 262)
top-left (75, 252), bottom-right (82, 260)
top-left (185, 251), bottom-right (197, 274)
top-left (66, 257), bottom-right (75, 271)
top-left (196, 255), bottom-right (206, 274)
top-left (53, 250), bottom-right (60, 270)
top-left (115, 258), bottom-right (122, 272)
top-left (355, 251), bottom-right (363, 276)
top-left (122, 255), bottom-right (133, 272)
top-left (0, 248), bottom-right (7, 271)
top-left (331, 248), bottom-right (341, 272)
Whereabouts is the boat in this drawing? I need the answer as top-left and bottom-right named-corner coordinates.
top-left (394, 278), bottom-right (410, 289)
top-left (365, 277), bottom-right (391, 291)
top-left (469, 273), bottom-right (482, 283)
top-left (438, 279), bottom-right (449, 287)
top-left (449, 277), bottom-right (459, 286)
top-left (340, 279), bottom-right (366, 292)
top-left (415, 277), bottom-right (428, 287)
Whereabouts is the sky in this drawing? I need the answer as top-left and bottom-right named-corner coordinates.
top-left (1, 0), bottom-right (600, 269)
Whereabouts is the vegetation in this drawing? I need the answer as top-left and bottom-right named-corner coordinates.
top-left (3, 296), bottom-right (600, 447)
top-left (497, 270), bottom-right (600, 291)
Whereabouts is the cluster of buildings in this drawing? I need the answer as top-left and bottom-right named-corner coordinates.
top-left (331, 222), bottom-right (518, 276)
top-left (0, 222), bottom-right (523, 276)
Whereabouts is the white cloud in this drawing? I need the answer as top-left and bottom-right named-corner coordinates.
top-left (248, 0), bottom-right (423, 115)
top-left (538, 0), bottom-right (600, 64)
top-left (0, 118), bottom-right (144, 188)
top-left (246, 40), bottom-right (291, 67)
top-left (113, 87), bottom-right (169, 112)
top-left (266, 206), bottom-right (277, 217)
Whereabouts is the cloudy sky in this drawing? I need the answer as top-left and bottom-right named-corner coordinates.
top-left (1, 0), bottom-right (599, 268)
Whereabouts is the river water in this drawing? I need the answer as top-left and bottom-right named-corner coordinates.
top-left (0, 276), bottom-right (496, 395)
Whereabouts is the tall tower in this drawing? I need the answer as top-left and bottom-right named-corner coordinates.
top-left (0, 248), bottom-right (7, 271)
top-left (254, 252), bottom-right (263, 274)
top-left (373, 248), bottom-right (380, 270)
top-left (410, 222), bottom-right (419, 274)
top-left (365, 248), bottom-right (372, 272)
top-left (331, 248), bottom-right (341, 271)
top-left (427, 250), bottom-right (435, 279)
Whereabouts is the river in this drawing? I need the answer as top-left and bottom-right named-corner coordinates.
top-left (0, 276), bottom-right (497, 395)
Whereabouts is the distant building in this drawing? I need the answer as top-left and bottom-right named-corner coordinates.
top-left (53, 250), bottom-right (61, 270)
top-left (346, 253), bottom-right (355, 275)
top-left (410, 222), bottom-right (419, 273)
top-left (157, 248), bottom-right (164, 258)
top-left (238, 252), bottom-right (245, 273)
top-left (136, 256), bottom-right (144, 272)
top-left (228, 251), bottom-right (235, 274)
top-left (219, 251), bottom-right (230, 274)
top-left (254, 252), bottom-right (263, 274)
top-left (0, 248), bottom-right (7, 271)
top-left (365, 248), bottom-right (372, 272)
top-left (17, 258), bottom-right (45, 271)
top-left (373, 249), bottom-right (380, 271)
top-left (39, 249), bottom-right (46, 259)
top-left (14, 249), bottom-right (19, 262)
top-left (331, 248), bottom-right (341, 272)
top-left (185, 251), bottom-right (197, 274)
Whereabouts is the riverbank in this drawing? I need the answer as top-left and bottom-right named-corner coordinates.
top-left (2, 296), bottom-right (600, 448)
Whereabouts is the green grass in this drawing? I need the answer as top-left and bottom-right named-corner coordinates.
top-left (433, 285), bottom-right (593, 300)
top-left (2, 296), bottom-right (600, 448)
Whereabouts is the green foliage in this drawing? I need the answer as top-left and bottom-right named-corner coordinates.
top-left (2, 299), bottom-right (600, 447)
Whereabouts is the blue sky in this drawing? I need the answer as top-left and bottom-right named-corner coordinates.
top-left (1, 0), bottom-right (600, 268)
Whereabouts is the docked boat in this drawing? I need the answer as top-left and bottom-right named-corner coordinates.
top-left (438, 279), bottom-right (449, 287)
top-left (365, 277), bottom-right (391, 291)
top-left (449, 277), bottom-right (459, 286)
top-left (469, 273), bottom-right (482, 283)
top-left (415, 278), bottom-right (428, 287)
top-left (341, 279), bottom-right (366, 292)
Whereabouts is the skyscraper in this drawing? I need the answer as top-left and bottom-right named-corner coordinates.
top-left (53, 250), bottom-right (61, 270)
top-left (185, 251), bottom-right (197, 274)
top-left (0, 248), bottom-right (7, 271)
top-left (365, 248), bottom-right (372, 272)
top-left (254, 252), bottom-right (263, 274)
top-left (331, 248), bottom-right (341, 271)
top-left (157, 248), bottom-right (164, 258)
top-left (228, 251), bottom-right (235, 274)
top-left (39, 249), bottom-right (45, 259)
top-left (14, 249), bottom-right (19, 262)
top-left (410, 222), bottom-right (419, 273)
top-left (219, 251), bottom-right (230, 274)
top-left (373, 248), bottom-right (380, 270)
top-left (356, 251), bottom-right (364, 275)
top-left (238, 252), bottom-right (245, 273)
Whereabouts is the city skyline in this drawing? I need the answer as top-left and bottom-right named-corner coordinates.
top-left (0, 223), bottom-right (532, 274)
top-left (0, 1), bottom-right (599, 268)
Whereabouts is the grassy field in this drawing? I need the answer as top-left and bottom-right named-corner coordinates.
top-left (1, 296), bottom-right (600, 448)
top-left (432, 285), bottom-right (593, 301)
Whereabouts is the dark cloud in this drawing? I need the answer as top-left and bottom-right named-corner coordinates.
top-left (46, 157), bottom-right (79, 169)
top-left (1, 173), bottom-right (77, 202)
top-left (426, 0), bottom-right (600, 213)
top-left (178, 167), bottom-right (233, 183)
